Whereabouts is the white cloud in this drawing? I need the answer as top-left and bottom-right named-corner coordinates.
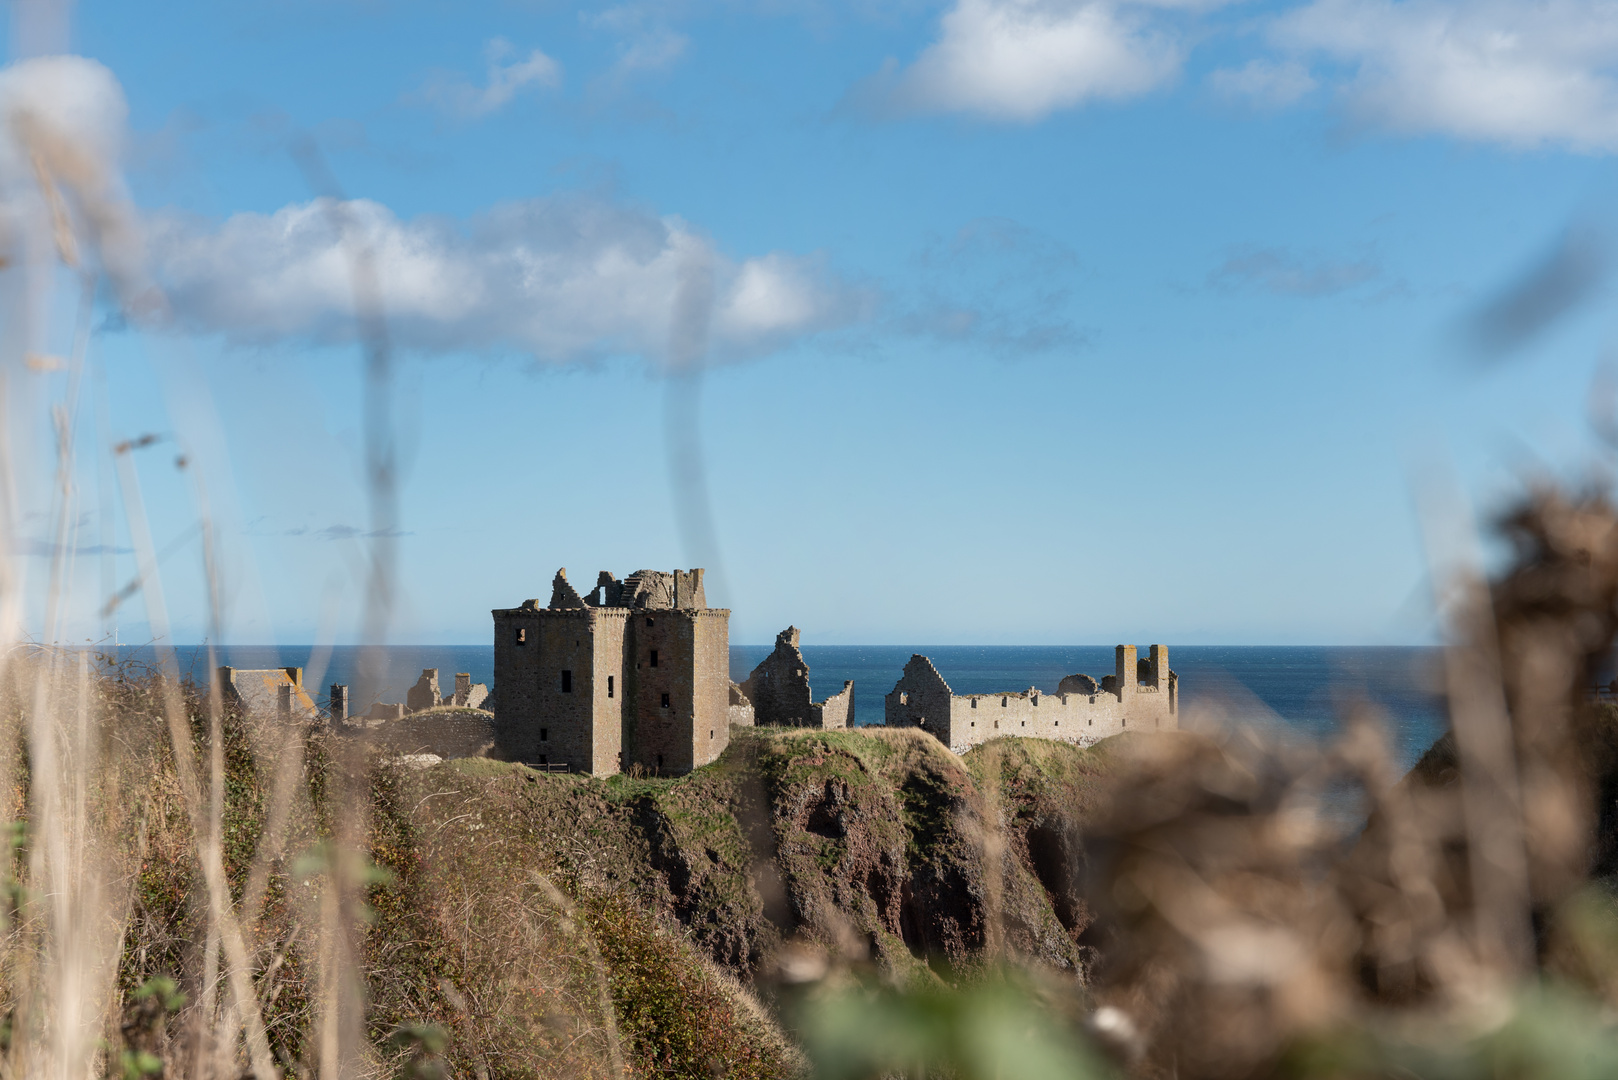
top-left (1208, 58), bottom-right (1317, 106)
top-left (1275, 0), bottom-right (1618, 150)
top-left (416, 39), bottom-right (562, 119)
top-left (142, 195), bottom-right (866, 366)
top-left (0, 56), bottom-right (146, 304)
top-left (865, 0), bottom-right (1183, 121)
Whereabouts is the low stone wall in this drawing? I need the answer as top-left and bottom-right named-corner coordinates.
top-left (728, 703), bottom-right (755, 727)
top-left (811, 680), bottom-right (855, 730)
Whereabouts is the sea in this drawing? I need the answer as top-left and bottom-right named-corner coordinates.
top-left (134, 643), bottom-right (1449, 773)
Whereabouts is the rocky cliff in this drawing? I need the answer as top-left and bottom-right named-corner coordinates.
top-left (356, 725), bottom-right (1126, 1076)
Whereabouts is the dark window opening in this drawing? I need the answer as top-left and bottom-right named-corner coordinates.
top-left (656, 754), bottom-right (664, 769)
top-left (646, 617), bottom-right (654, 627)
top-left (1001, 697), bottom-right (1007, 706)
top-left (515, 628), bottom-right (526, 646)
top-left (541, 728), bottom-right (548, 742)
top-left (561, 670), bottom-right (573, 693)
top-left (709, 730), bottom-right (714, 739)
top-left (971, 698), bottom-right (977, 708)
top-left (661, 693), bottom-right (670, 708)
top-left (539, 754), bottom-right (548, 765)
top-left (650, 650), bottom-right (659, 668)
top-left (607, 675), bottom-right (614, 698)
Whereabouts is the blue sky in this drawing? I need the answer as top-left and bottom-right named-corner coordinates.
top-left (4, 0), bottom-right (1617, 646)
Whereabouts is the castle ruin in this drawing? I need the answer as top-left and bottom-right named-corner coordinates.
top-left (491, 567), bottom-right (730, 775)
top-left (738, 626), bottom-right (854, 728)
top-left (885, 645), bottom-right (1177, 753)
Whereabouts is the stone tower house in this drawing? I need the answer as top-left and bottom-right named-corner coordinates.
top-left (491, 567), bottom-right (731, 776)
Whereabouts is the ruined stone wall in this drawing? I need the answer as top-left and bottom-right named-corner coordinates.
top-left (740, 627), bottom-right (815, 725)
top-left (406, 669), bottom-right (441, 713)
top-left (728, 682), bottom-right (755, 728)
top-left (888, 646), bottom-right (1179, 755)
top-left (451, 673), bottom-right (489, 710)
top-left (883, 655), bottom-right (956, 744)
top-left (811, 680), bottom-right (855, 730)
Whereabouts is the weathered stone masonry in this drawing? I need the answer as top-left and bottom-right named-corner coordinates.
top-left (738, 625), bottom-right (855, 729)
top-left (885, 644), bottom-right (1177, 753)
top-left (492, 567), bottom-right (731, 776)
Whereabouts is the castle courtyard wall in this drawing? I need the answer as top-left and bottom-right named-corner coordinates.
top-left (885, 646), bottom-right (1178, 755)
top-left (942, 685), bottom-right (1173, 753)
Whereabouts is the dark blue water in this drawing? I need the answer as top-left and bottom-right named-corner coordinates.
top-left (120, 643), bottom-right (1448, 772)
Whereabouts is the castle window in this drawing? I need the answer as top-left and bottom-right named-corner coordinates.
top-left (970, 721), bottom-right (975, 727)
top-left (709, 730), bottom-right (714, 740)
top-left (647, 618), bottom-right (654, 628)
top-left (608, 675), bottom-right (614, 698)
top-left (971, 698), bottom-right (977, 708)
top-left (1021, 721), bottom-right (1025, 727)
top-left (1001, 697), bottom-right (1007, 707)
top-left (1122, 718), bottom-right (1127, 727)
top-left (515, 628), bottom-right (526, 646)
top-left (994, 720), bottom-right (999, 729)
top-left (1032, 696), bottom-right (1038, 706)
top-left (561, 670), bottom-right (572, 693)
top-left (541, 728), bottom-right (548, 742)
top-left (1055, 721), bottom-right (1059, 727)
top-left (661, 693), bottom-right (670, 708)
top-left (899, 692), bottom-right (908, 705)
top-left (539, 754), bottom-right (547, 765)
top-left (1089, 717), bottom-right (1093, 726)
top-left (650, 650), bottom-right (659, 668)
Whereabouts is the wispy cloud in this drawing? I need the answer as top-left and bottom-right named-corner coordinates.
top-left (141, 194), bottom-right (870, 366)
top-left (16, 539), bottom-right (131, 558)
top-left (414, 38), bottom-right (562, 119)
top-left (1209, 246), bottom-right (1380, 297)
top-left (1208, 58), bottom-right (1317, 107)
top-left (312, 525), bottom-right (412, 541)
top-left (901, 217), bottom-right (1089, 354)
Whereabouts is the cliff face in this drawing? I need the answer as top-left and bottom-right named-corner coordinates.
top-left (361, 726), bottom-right (1124, 1076)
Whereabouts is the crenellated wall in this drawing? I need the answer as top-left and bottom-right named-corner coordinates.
top-left (886, 645), bottom-right (1178, 754)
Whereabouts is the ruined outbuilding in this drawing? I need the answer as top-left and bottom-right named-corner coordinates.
top-left (217, 667), bottom-right (319, 722)
top-left (738, 626), bottom-right (854, 729)
top-left (404, 669), bottom-right (488, 713)
top-left (492, 567), bottom-right (731, 776)
top-left (885, 645), bottom-right (1177, 753)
